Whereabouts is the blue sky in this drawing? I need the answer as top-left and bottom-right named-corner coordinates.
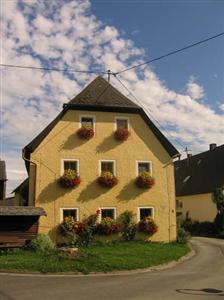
top-left (92, 0), bottom-right (224, 112)
top-left (1, 0), bottom-right (224, 194)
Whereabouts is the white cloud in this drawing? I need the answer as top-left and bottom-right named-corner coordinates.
top-left (186, 76), bottom-right (205, 100)
top-left (220, 103), bottom-right (224, 111)
top-left (1, 0), bottom-right (224, 195)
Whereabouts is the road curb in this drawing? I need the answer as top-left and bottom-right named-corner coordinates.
top-left (0, 244), bottom-right (195, 278)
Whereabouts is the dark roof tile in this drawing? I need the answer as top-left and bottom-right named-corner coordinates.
top-left (175, 144), bottom-right (224, 196)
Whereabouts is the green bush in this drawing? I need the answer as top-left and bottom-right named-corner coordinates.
top-left (118, 211), bottom-right (137, 241)
top-left (177, 228), bottom-right (190, 244)
top-left (30, 234), bottom-right (56, 253)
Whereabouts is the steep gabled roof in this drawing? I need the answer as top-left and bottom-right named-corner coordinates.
top-left (68, 76), bottom-right (140, 108)
top-left (24, 76), bottom-right (179, 165)
top-left (175, 144), bottom-right (224, 196)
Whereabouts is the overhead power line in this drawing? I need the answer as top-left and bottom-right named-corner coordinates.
top-left (0, 63), bottom-right (107, 75)
top-left (113, 73), bottom-right (187, 151)
top-left (115, 31), bottom-right (224, 75)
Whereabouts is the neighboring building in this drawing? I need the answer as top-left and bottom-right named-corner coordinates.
top-left (0, 160), bottom-right (7, 206)
top-left (175, 143), bottom-right (224, 223)
top-left (21, 76), bottom-right (179, 242)
top-left (12, 178), bottom-right (29, 206)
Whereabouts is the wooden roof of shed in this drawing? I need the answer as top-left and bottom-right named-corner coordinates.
top-left (0, 206), bottom-right (46, 216)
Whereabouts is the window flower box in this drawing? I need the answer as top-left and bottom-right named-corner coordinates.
top-left (135, 171), bottom-right (155, 189)
top-left (77, 125), bottom-right (94, 140)
top-left (114, 128), bottom-right (130, 141)
top-left (58, 169), bottom-right (81, 188)
top-left (96, 217), bottom-right (120, 235)
top-left (138, 217), bottom-right (158, 236)
top-left (97, 171), bottom-right (118, 188)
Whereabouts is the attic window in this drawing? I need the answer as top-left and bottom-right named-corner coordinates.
top-left (183, 176), bottom-right (191, 183)
top-left (80, 115), bottom-right (95, 130)
top-left (115, 117), bottom-right (129, 130)
top-left (136, 161), bottom-right (152, 176)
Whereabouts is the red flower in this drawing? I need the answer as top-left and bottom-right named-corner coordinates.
top-left (96, 209), bottom-right (101, 215)
top-left (77, 126), bottom-right (94, 140)
top-left (135, 172), bottom-right (155, 189)
top-left (114, 128), bottom-right (130, 141)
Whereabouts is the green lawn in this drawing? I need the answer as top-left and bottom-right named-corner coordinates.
top-left (0, 241), bottom-right (189, 274)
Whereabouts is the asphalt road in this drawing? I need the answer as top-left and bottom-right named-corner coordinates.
top-left (0, 237), bottom-right (223, 300)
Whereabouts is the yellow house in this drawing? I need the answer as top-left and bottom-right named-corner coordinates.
top-left (175, 143), bottom-right (224, 223)
top-left (22, 76), bottom-right (179, 242)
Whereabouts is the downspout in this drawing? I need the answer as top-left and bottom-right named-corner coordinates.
top-left (165, 153), bottom-right (181, 242)
top-left (22, 149), bottom-right (37, 206)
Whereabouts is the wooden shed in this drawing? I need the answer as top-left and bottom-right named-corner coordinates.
top-left (0, 207), bottom-right (46, 248)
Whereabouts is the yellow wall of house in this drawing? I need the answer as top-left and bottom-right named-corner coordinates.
top-left (177, 193), bottom-right (217, 222)
top-left (30, 110), bottom-right (177, 242)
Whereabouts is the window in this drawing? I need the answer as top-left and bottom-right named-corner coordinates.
top-left (80, 115), bottom-right (95, 130)
top-left (61, 159), bottom-right (79, 175)
top-left (138, 207), bottom-right (154, 221)
top-left (176, 200), bottom-right (183, 209)
top-left (100, 208), bottom-right (116, 220)
top-left (99, 160), bottom-right (115, 175)
top-left (60, 208), bottom-right (79, 222)
top-left (115, 117), bottom-right (129, 130)
top-left (136, 161), bottom-right (152, 175)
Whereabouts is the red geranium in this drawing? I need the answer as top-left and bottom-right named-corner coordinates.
top-left (58, 169), bottom-right (81, 188)
top-left (77, 125), bottom-right (94, 140)
top-left (97, 171), bottom-right (118, 188)
top-left (114, 128), bottom-right (130, 141)
top-left (135, 172), bottom-right (155, 189)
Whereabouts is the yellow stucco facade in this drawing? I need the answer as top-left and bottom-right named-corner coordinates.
top-left (29, 110), bottom-right (177, 242)
top-left (177, 193), bottom-right (217, 222)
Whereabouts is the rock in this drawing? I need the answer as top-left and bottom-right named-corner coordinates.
top-left (58, 247), bottom-right (82, 260)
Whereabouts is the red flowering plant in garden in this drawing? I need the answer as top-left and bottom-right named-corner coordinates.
top-left (135, 171), bottom-right (155, 189)
top-left (58, 169), bottom-right (81, 188)
top-left (96, 217), bottom-right (120, 236)
top-left (77, 125), bottom-right (94, 140)
top-left (138, 217), bottom-right (158, 236)
top-left (97, 171), bottom-right (118, 188)
top-left (60, 213), bottom-right (99, 246)
top-left (114, 128), bottom-right (130, 141)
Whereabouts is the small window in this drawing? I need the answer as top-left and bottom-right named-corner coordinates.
top-left (100, 160), bottom-right (115, 175)
top-left (101, 208), bottom-right (116, 220)
top-left (139, 207), bottom-right (153, 221)
top-left (61, 159), bottom-right (79, 175)
top-left (80, 116), bottom-right (94, 129)
top-left (61, 208), bottom-right (78, 222)
top-left (64, 161), bottom-right (77, 171)
top-left (137, 161), bottom-right (151, 175)
top-left (116, 119), bottom-right (128, 129)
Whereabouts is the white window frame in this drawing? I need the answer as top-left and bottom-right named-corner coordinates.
top-left (79, 114), bottom-right (96, 132)
top-left (99, 207), bottom-right (117, 222)
top-left (61, 159), bottom-right (80, 176)
top-left (99, 159), bottom-right (116, 176)
top-left (60, 207), bottom-right (79, 223)
top-left (136, 160), bottom-right (153, 176)
top-left (114, 116), bottom-right (130, 130)
top-left (137, 206), bottom-right (154, 222)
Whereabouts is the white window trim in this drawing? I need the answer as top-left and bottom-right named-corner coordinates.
top-left (99, 207), bottom-right (117, 222)
top-left (98, 159), bottom-right (116, 176)
top-left (79, 114), bottom-right (96, 132)
top-left (136, 160), bottom-right (153, 176)
top-left (114, 116), bottom-right (130, 130)
top-left (137, 206), bottom-right (154, 222)
top-left (60, 207), bottom-right (79, 223)
top-left (61, 159), bottom-right (80, 176)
